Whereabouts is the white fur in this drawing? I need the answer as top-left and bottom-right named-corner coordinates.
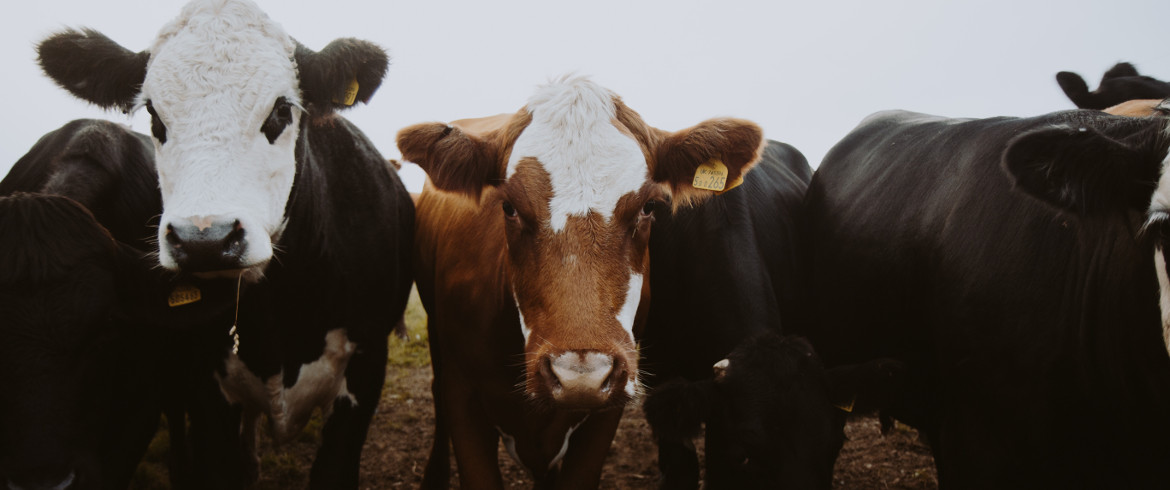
top-left (514, 289), bottom-right (533, 346)
top-left (216, 329), bottom-right (356, 443)
top-left (142, 0), bottom-right (301, 271)
top-left (548, 415), bottom-right (588, 470)
top-left (618, 272), bottom-right (642, 395)
top-left (1149, 151), bottom-right (1170, 358)
top-left (506, 75), bottom-right (647, 232)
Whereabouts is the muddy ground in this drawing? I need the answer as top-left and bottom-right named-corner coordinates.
top-left (130, 290), bottom-right (938, 489)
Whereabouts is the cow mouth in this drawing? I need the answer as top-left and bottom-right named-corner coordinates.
top-left (191, 264), bottom-right (267, 283)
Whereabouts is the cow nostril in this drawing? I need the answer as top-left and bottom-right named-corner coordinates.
top-left (165, 223), bottom-right (181, 246)
top-left (223, 225), bottom-right (246, 257)
top-left (541, 356), bottom-right (561, 391)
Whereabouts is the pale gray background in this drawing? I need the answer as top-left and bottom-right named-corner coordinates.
top-left (3, 0), bottom-right (1169, 192)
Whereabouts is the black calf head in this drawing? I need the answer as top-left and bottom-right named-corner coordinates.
top-left (1056, 62), bottom-right (1170, 110)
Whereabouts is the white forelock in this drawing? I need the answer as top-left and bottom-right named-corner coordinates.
top-left (142, 0), bottom-right (301, 269)
top-left (506, 75), bottom-right (648, 232)
top-left (1150, 150), bottom-right (1170, 358)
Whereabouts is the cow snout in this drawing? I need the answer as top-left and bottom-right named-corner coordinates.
top-left (6, 469), bottom-right (76, 490)
top-left (165, 216), bottom-right (247, 272)
top-left (541, 351), bottom-right (627, 408)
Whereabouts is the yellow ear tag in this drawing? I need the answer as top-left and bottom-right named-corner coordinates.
top-left (716, 174), bottom-right (745, 195)
top-left (333, 78), bottom-right (359, 106)
top-left (692, 159), bottom-right (730, 192)
top-left (833, 396), bottom-right (857, 413)
top-left (168, 284), bottom-right (202, 307)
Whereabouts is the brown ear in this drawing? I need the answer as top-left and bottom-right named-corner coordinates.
top-left (396, 122), bottom-right (501, 198)
top-left (652, 118), bottom-right (765, 207)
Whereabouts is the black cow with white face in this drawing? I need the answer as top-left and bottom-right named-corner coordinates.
top-left (645, 333), bottom-right (905, 489)
top-left (804, 109), bottom-right (1170, 487)
top-left (35, 0), bottom-right (414, 487)
top-left (1056, 62), bottom-right (1170, 110)
top-left (0, 120), bottom-right (238, 490)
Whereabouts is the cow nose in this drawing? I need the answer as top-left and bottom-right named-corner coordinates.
top-left (7, 469), bottom-right (76, 490)
top-left (541, 351), bottom-right (627, 408)
top-left (165, 216), bottom-right (246, 272)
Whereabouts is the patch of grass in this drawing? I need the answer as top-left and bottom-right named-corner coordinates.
top-left (129, 417), bottom-right (174, 490)
top-left (387, 286), bottom-right (429, 368)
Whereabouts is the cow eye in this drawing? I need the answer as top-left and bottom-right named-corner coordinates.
top-left (502, 201), bottom-right (519, 219)
top-left (640, 200), bottom-right (657, 218)
top-left (145, 101), bottom-right (167, 144)
top-left (261, 96), bottom-right (295, 144)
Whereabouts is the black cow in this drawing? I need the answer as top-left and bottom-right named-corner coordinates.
top-left (0, 120), bottom-right (236, 490)
top-left (1056, 62), bottom-right (1170, 110)
top-left (639, 141), bottom-right (852, 488)
top-left (34, 1), bottom-right (414, 488)
top-left (803, 109), bottom-right (1170, 487)
top-left (644, 332), bottom-right (905, 489)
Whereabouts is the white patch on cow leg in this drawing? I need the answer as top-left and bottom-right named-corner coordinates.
top-left (505, 75), bottom-right (647, 232)
top-left (1155, 249), bottom-right (1170, 358)
top-left (215, 328), bottom-right (356, 444)
top-left (548, 415), bottom-right (589, 470)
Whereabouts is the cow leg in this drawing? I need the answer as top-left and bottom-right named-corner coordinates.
top-left (240, 409), bottom-right (261, 486)
top-left (421, 342), bottom-right (452, 488)
top-left (188, 371), bottom-right (245, 490)
top-left (308, 336), bottom-right (388, 489)
top-left (553, 408), bottom-right (623, 490)
top-left (165, 403), bottom-right (192, 490)
top-left (655, 438), bottom-right (699, 490)
top-left (443, 382), bottom-right (505, 490)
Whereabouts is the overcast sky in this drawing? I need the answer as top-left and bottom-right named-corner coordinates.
top-left (3, 0), bottom-right (1169, 192)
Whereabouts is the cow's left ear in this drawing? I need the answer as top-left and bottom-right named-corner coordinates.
top-left (1002, 124), bottom-right (1162, 214)
top-left (652, 118), bottom-right (765, 207)
top-left (294, 39), bottom-right (388, 113)
top-left (37, 28), bottom-right (149, 113)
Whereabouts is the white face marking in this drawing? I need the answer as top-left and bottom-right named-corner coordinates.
top-left (143, 0), bottom-right (301, 270)
top-left (506, 75), bottom-right (647, 232)
top-left (1148, 150), bottom-right (1170, 358)
top-left (618, 272), bottom-right (643, 395)
top-left (514, 289), bottom-right (532, 346)
top-left (216, 329), bottom-right (355, 443)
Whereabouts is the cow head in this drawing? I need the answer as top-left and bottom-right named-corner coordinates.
top-left (643, 333), bottom-right (906, 488)
top-left (1001, 121), bottom-right (1170, 354)
top-left (36, 0), bottom-right (388, 279)
top-left (399, 76), bottom-right (764, 409)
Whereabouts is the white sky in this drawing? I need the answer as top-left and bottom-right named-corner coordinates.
top-left (3, 0), bottom-right (1169, 193)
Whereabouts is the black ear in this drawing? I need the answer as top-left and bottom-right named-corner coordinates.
top-left (1002, 124), bottom-right (1161, 214)
top-left (643, 378), bottom-right (715, 442)
top-left (1055, 71), bottom-right (1094, 109)
top-left (37, 28), bottom-right (148, 112)
top-left (294, 38), bottom-right (388, 113)
top-left (1102, 62), bottom-right (1140, 81)
top-left (825, 358), bottom-right (907, 415)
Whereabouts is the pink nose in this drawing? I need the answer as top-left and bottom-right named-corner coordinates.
top-left (540, 351), bottom-right (627, 408)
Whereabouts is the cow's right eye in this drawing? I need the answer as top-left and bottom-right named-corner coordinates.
top-left (145, 101), bottom-right (167, 144)
top-left (502, 201), bottom-right (519, 219)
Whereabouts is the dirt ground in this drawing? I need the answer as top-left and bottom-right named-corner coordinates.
top-left (130, 290), bottom-right (939, 489)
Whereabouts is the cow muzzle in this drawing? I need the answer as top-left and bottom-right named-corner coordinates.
top-left (164, 215), bottom-right (250, 273)
top-left (538, 351), bottom-right (629, 409)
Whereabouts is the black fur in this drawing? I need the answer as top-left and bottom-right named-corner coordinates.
top-left (37, 28), bottom-right (148, 112)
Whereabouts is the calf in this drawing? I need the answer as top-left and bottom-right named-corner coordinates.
top-left (804, 108), bottom-right (1170, 487)
top-left (36, 0), bottom-right (414, 487)
top-left (1103, 98), bottom-right (1170, 117)
top-left (644, 333), bottom-right (906, 489)
top-left (400, 75), bottom-right (766, 488)
top-left (1056, 62), bottom-right (1170, 110)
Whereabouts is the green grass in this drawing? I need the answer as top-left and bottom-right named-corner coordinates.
top-left (387, 285), bottom-right (430, 368)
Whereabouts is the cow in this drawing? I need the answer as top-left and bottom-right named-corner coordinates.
top-left (35, 0), bottom-right (414, 487)
top-left (1056, 62), bottom-right (1170, 110)
top-left (399, 75), bottom-right (767, 488)
top-left (0, 120), bottom-right (238, 490)
top-left (644, 332), bottom-right (906, 489)
top-left (802, 108), bottom-right (1170, 487)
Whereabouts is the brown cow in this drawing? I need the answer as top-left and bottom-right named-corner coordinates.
top-left (399, 75), bottom-right (765, 488)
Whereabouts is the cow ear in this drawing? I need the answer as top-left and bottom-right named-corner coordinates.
top-left (295, 39), bottom-right (388, 113)
top-left (37, 28), bottom-right (148, 112)
top-left (1102, 62), bottom-right (1140, 81)
top-left (652, 118), bottom-right (765, 208)
top-left (397, 122), bottom-right (502, 198)
top-left (1002, 124), bottom-right (1160, 214)
top-left (825, 358), bottom-right (907, 415)
top-left (643, 378), bottom-right (715, 442)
